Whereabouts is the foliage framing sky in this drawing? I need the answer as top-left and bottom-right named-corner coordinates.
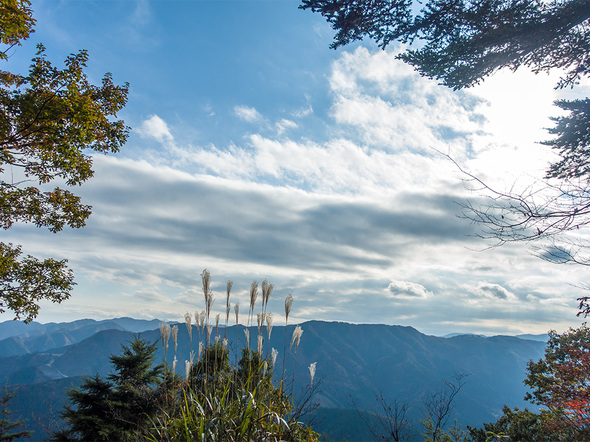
top-left (3, 0), bottom-right (590, 336)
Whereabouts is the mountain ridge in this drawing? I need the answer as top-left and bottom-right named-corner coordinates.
top-left (0, 319), bottom-right (547, 440)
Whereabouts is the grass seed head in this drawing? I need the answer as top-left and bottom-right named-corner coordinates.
top-left (262, 279), bottom-right (274, 307)
top-left (172, 324), bottom-right (178, 353)
top-left (266, 313), bottom-right (274, 340)
top-left (258, 334), bottom-right (264, 356)
top-left (185, 360), bottom-right (191, 380)
top-left (284, 293), bottom-right (294, 323)
top-left (201, 269), bottom-right (211, 299)
top-left (199, 311), bottom-right (206, 333)
top-left (226, 280), bottom-right (233, 306)
top-left (184, 312), bottom-right (192, 340)
top-left (257, 312), bottom-right (264, 334)
top-left (160, 321), bottom-right (171, 354)
top-left (206, 322), bottom-right (213, 341)
top-left (309, 362), bottom-right (317, 385)
top-left (291, 325), bottom-right (303, 350)
top-left (249, 280), bottom-right (258, 311)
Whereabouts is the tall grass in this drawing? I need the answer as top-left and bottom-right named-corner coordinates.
top-left (149, 270), bottom-right (319, 442)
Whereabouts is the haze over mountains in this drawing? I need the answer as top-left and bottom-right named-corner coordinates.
top-left (0, 318), bottom-right (546, 440)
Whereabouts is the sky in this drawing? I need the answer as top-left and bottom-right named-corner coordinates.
top-left (3, 0), bottom-right (590, 336)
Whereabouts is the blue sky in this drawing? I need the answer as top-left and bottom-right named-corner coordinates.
top-left (3, 0), bottom-right (590, 335)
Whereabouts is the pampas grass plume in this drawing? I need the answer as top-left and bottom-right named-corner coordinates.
top-left (184, 312), bottom-right (192, 341)
top-left (258, 334), bottom-right (264, 356)
top-left (284, 293), bottom-right (294, 323)
top-left (266, 313), bottom-right (273, 340)
top-left (291, 325), bottom-right (303, 350)
top-left (309, 362), bottom-right (316, 385)
top-left (250, 281), bottom-right (258, 311)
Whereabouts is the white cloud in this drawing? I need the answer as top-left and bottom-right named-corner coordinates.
top-left (276, 118), bottom-right (298, 134)
top-left (137, 114), bottom-right (173, 143)
top-left (474, 282), bottom-right (517, 301)
top-left (234, 105), bottom-right (263, 123)
top-left (387, 281), bottom-right (433, 299)
top-left (292, 104), bottom-right (313, 118)
top-left (328, 47), bottom-right (484, 153)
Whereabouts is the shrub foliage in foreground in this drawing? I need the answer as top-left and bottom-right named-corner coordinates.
top-left (469, 324), bottom-right (590, 441)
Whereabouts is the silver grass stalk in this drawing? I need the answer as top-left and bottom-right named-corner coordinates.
top-left (215, 335), bottom-right (220, 345)
top-left (309, 362), bottom-right (317, 385)
top-left (199, 341), bottom-right (204, 359)
top-left (172, 325), bottom-right (178, 354)
top-left (185, 360), bottom-right (191, 381)
top-left (190, 350), bottom-right (195, 365)
top-left (222, 337), bottom-right (228, 350)
top-left (282, 293), bottom-right (294, 380)
top-left (266, 313), bottom-right (273, 340)
top-left (263, 360), bottom-right (268, 377)
top-left (199, 311), bottom-right (206, 333)
top-left (284, 293), bottom-right (294, 324)
top-left (206, 293), bottom-right (214, 319)
top-left (172, 356), bottom-right (177, 375)
top-left (226, 280), bottom-right (233, 322)
top-left (194, 311), bottom-right (202, 348)
top-left (249, 281), bottom-right (258, 314)
top-left (184, 312), bottom-right (192, 342)
top-left (291, 325), bottom-right (303, 350)
top-left (234, 303), bottom-right (239, 325)
top-left (244, 329), bottom-right (250, 347)
top-left (257, 313), bottom-right (264, 336)
top-left (206, 322), bottom-right (213, 343)
top-left (159, 321), bottom-right (171, 360)
top-left (201, 269), bottom-right (211, 301)
top-left (272, 348), bottom-right (278, 367)
top-left (261, 279), bottom-right (274, 311)
top-left (194, 311), bottom-right (201, 331)
top-left (290, 325), bottom-right (303, 394)
top-left (215, 313), bottom-right (221, 336)
top-left (202, 269), bottom-right (214, 322)
top-left (257, 334), bottom-right (264, 356)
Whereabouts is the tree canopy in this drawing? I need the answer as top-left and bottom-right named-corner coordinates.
top-left (525, 325), bottom-right (590, 436)
top-left (466, 325), bottom-right (590, 440)
top-left (300, 0), bottom-right (590, 90)
top-left (0, 0), bottom-right (128, 322)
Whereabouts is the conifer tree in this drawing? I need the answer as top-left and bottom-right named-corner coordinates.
top-left (0, 387), bottom-right (31, 441)
top-left (53, 336), bottom-right (163, 441)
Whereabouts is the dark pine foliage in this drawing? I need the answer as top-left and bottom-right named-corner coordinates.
top-left (51, 336), bottom-right (163, 441)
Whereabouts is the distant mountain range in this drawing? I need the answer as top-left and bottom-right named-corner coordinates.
top-left (442, 332), bottom-right (548, 341)
top-left (0, 318), bottom-right (547, 440)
